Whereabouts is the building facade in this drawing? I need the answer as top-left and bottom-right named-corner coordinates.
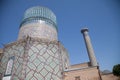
top-left (0, 6), bottom-right (118, 80)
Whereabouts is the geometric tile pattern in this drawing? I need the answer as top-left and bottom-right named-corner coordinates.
top-left (0, 41), bottom-right (25, 80)
top-left (60, 44), bottom-right (70, 70)
top-left (0, 38), bottom-right (70, 80)
top-left (25, 40), bottom-right (62, 80)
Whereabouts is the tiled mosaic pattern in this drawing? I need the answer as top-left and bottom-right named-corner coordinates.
top-left (18, 23), bottom-right (58, 41)
top-left (0, 38), bottom-right (69, 80)
top-left (25, 39), bottom-right (62, 80)
top-left (0, 41), bottom-right (25, 79)
top-left (23, 6), bottom-right (56, 25)
top-left (60, 44), bottom-right (70, 70)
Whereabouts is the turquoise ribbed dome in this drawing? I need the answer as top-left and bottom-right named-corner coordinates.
top-left (20, 6), bottom-right (57, 30)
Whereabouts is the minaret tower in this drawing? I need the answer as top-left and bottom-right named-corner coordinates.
top-left (81, 28), bottom-right (98, 66)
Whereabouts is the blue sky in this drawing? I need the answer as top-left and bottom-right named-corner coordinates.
top-left (0, 0), bottom-right (120, 71)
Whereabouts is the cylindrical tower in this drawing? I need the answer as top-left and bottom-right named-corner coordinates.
top-left (18, 6), bottom-right (58, 41)
top-left (0, 6), bottom-right (70, 80)
top-left (81, 28), bottom-right (98, 66)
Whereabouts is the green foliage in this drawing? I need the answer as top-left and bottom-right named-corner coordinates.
top-left (113, 64), bottom-right (120, 77)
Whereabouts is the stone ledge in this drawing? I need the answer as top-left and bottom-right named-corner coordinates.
top-left (64, 66), bottom-right (98, 72)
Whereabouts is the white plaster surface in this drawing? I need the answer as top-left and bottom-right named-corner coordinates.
top-left (2, 76), bottom-right (11, 80)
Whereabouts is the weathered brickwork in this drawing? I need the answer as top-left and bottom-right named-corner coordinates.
top-left (64, 67), bottom-right (101, 80)
top-left (0, 38), bottom-right (69, 80)
top-left (18, 22), bottom-right (58, 41)
top-left (0, 40), bottom-right (25, 80)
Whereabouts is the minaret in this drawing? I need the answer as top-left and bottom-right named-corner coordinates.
top-left (81, 28), bottom-right (97, 66)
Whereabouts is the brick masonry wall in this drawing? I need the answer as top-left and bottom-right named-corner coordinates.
top-left (0, 38), bottom-right (69, 80)
top-left (63, 67), bottom-right (101, 80)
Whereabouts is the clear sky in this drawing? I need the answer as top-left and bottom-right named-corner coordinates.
top-left (0, 0), bottom-right (120, 71)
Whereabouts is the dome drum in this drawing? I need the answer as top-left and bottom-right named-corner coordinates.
top-left (18, 6), bottom-right (58, 41)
